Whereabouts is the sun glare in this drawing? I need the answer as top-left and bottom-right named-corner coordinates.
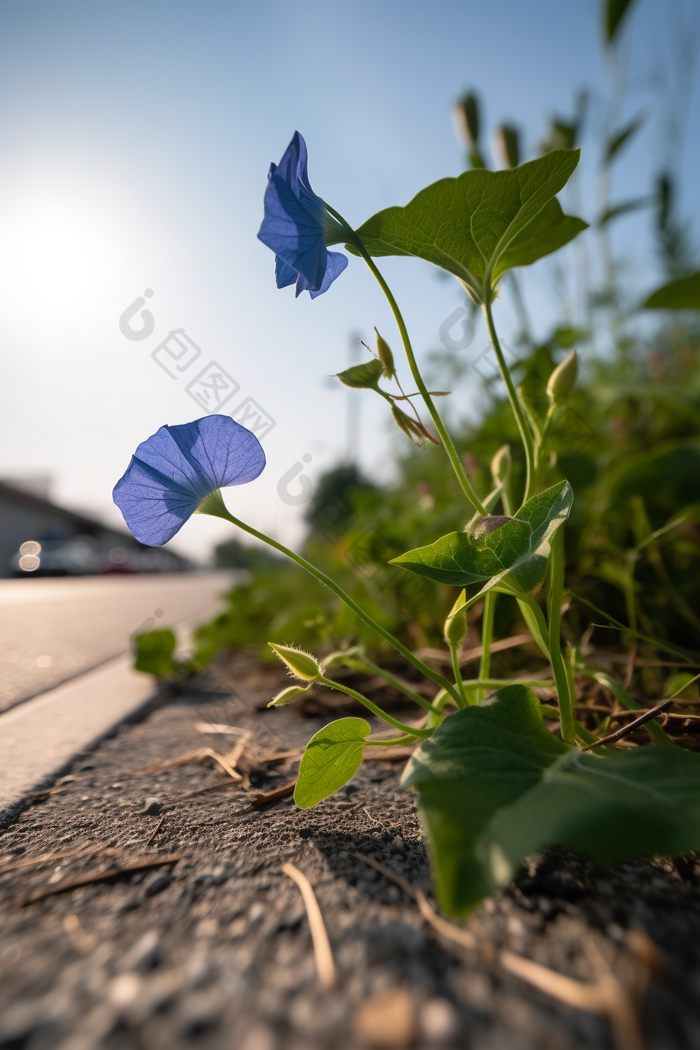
top-left (0, 188), bottom-right (130, 333)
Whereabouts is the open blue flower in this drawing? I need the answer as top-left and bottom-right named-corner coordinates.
top-left (113, 415), bottom-right (265, 546)
top-left (258, 131), bottom-right (348, 299)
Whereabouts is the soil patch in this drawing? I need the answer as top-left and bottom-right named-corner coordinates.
top-left (1, 653), bottom-right (700, 1050)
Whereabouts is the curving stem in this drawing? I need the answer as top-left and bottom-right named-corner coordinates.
top-left (331, 222), bottom-right (487, 517)
top-left (482, 292), bottom-right (536, 506)
top-left (198, 490), bottom-right (462, 707)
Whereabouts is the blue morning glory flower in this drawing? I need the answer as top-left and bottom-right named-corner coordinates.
top-left (258, 131), bottom-right (348, 299)
top-left (113, 415), bottom-right (266, 546)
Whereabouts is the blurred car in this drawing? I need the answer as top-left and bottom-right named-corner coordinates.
top-left (9, 538), bottom-right (99, 577)
top-left (9, 539), bottom-right (191, 577)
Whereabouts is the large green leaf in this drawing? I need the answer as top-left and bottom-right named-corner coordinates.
top-left (403, 686), bottom-right (570, 912)
top-left (405, 686), bottom-right (700, 914)
top-left (294, 717), bottom-right (370, 809)
top-left (644, 270), bottom-right (700, 310)
top-left (350, 152), bottom-right (586, 302)
top-left (390, 482), bottom-right (572, 603)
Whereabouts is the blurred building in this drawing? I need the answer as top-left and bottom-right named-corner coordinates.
top-left (0, 480), bottom-right (190, 578)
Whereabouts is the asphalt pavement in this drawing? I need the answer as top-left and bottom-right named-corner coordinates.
top-left (0, 572), bottom-right (239, 714)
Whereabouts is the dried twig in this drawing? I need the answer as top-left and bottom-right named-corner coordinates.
top-left (140, 748), bottom-right (242, 781)
top-left (21, 855), bottom-right (182, 906)
top-left (195, 722), bottom-right (249, 735)
top-left (582, 699), bottom-right (673, 749)
top-left (353, 852), bottom-right (476, 950)
top-left (414, 633), bottom-right (534, 667)
top-left (0, 843), bottom-right (111, 877)
top-left (282, 862), bottom-right (336, 989)
top-left (147, 816), bottom-right (164, 845)
top-left (501, 941), bottom-right (643, 1050)
top-left (250, 779), bottom-right (297, 807)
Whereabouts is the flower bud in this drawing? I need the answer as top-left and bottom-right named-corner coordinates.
top-left (546, 349), bottom-right (578, 402)
top-left (268, 643), bottom-right (321, 681)
top-left (267, 684), bottom-right (313, 707)
top-left (444, 589), bottom-right (468, 648)
top-left (391, 405), bottom-right (440, 447)
top-left (495, 123), bottom-right (520, 169)
top-left (490, 444), bottom-right (512, 485)
top-left (374, 327), bottom-right (396, 379)
top-left (454, 91), bottom-right (480, 148)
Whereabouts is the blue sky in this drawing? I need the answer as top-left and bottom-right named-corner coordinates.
top-left (0, 0), bottom-right (697, 559)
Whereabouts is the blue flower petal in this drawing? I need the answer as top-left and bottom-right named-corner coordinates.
top-left (113, 415), bottom-right (265, 546)
top-left (258, 131), bottom-right (341, 293)
top-left (275, 255), bottom-right (298, 289)
top-left (295, 250), bottom-right (349, 299)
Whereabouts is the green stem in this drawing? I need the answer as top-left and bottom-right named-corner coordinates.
top-left (353, 656), bottom-right (442, 716)
top-left (477, 590), bottom-right (497, 703)
top-left (482, 294), bottom-right (536, 505)
top-left (198, 491), bottom-right (461, 706)
top-left (547, 528), bottom-right (576, 745)
top-left (517, 595), bottom-right (551, 660)
top-left (450, 646), bottom-right (468, 707)
top-left (318, 676), bottom-right (432, 737)
top-left (533, 403), bottom-right (556, 484)
top-left (365, 734), bottom-right (416, 747)
top-left (350, 242), bottom-right (487, 517)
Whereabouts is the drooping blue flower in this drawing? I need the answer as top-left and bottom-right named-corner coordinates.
top-left (258, 131), bottom-right (348, 299)
top-left (113, 415), bottom-right (265, 546)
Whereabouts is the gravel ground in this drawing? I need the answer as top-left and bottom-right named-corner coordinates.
top-left (1, 653), bottom-right (700, 1050)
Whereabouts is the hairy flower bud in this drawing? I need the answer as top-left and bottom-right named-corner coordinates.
top-left (490, 444), bottom-right (512, 485)
top-left (267, 683), bottom-right (313, 707)
top-left (444, 589), bottom-right (468, 648)
top-left (546, 349), bottom-right (578, 402)
top-left (268, 643), bottom-right (321, 681)
top-left (391, 405), bottom-right (440, 447)
top-left (374, 327), bottom-right (396, 379)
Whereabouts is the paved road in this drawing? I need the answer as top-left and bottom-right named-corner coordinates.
top-left (0, 572), bottom-right (239, 713)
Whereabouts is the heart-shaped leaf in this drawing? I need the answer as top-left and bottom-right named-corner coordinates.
top-left (350, 152), bottom-right (586, 302)
top-left (294, 717), bottom-right (370, 809)
top-left (402, 686), bottom-right (570, 912)
top-left (391, 482), bottom-right (572, 604)
top-left (405, 686), bottom-right (700, 914)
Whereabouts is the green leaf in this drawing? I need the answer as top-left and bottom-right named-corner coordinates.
top-left (481, 747), bottom-right (700, 889)
top-left (402, 686), bottom-right (570, 912)
top-left (598, 197), bottom-right (651, 227)
top-left (350, 152), bottom-right (586, 302)
top-left (334, 359), bottom-right (384, 389)
top-left (404, 685), bottom-right (700, 914)
top-left (644, 270), bottom-right (700, 310)
top-left (390, 482), bottom-right (572, 603)
top-left (133, 629), bottom-right (178, 677)
top-left (605, 112), bottom-right (646, 161)
top-left (606, 0), bottom-right (636, 44)
top-left (294, 717), bottom-right (370, 808)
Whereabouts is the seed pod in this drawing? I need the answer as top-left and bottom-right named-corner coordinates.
top-left (268, 684), bottom-right (313, 707)
top-left (490, 444), bottom-right (512, 485)
top-left (268, 643), bottom-right (321, 681)
top-left (374, 327), bottom-right (396, 379)
top-left (444, 589), bottom-right (468, 648)
top-left (546, 349), bottom-right (578, 402)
